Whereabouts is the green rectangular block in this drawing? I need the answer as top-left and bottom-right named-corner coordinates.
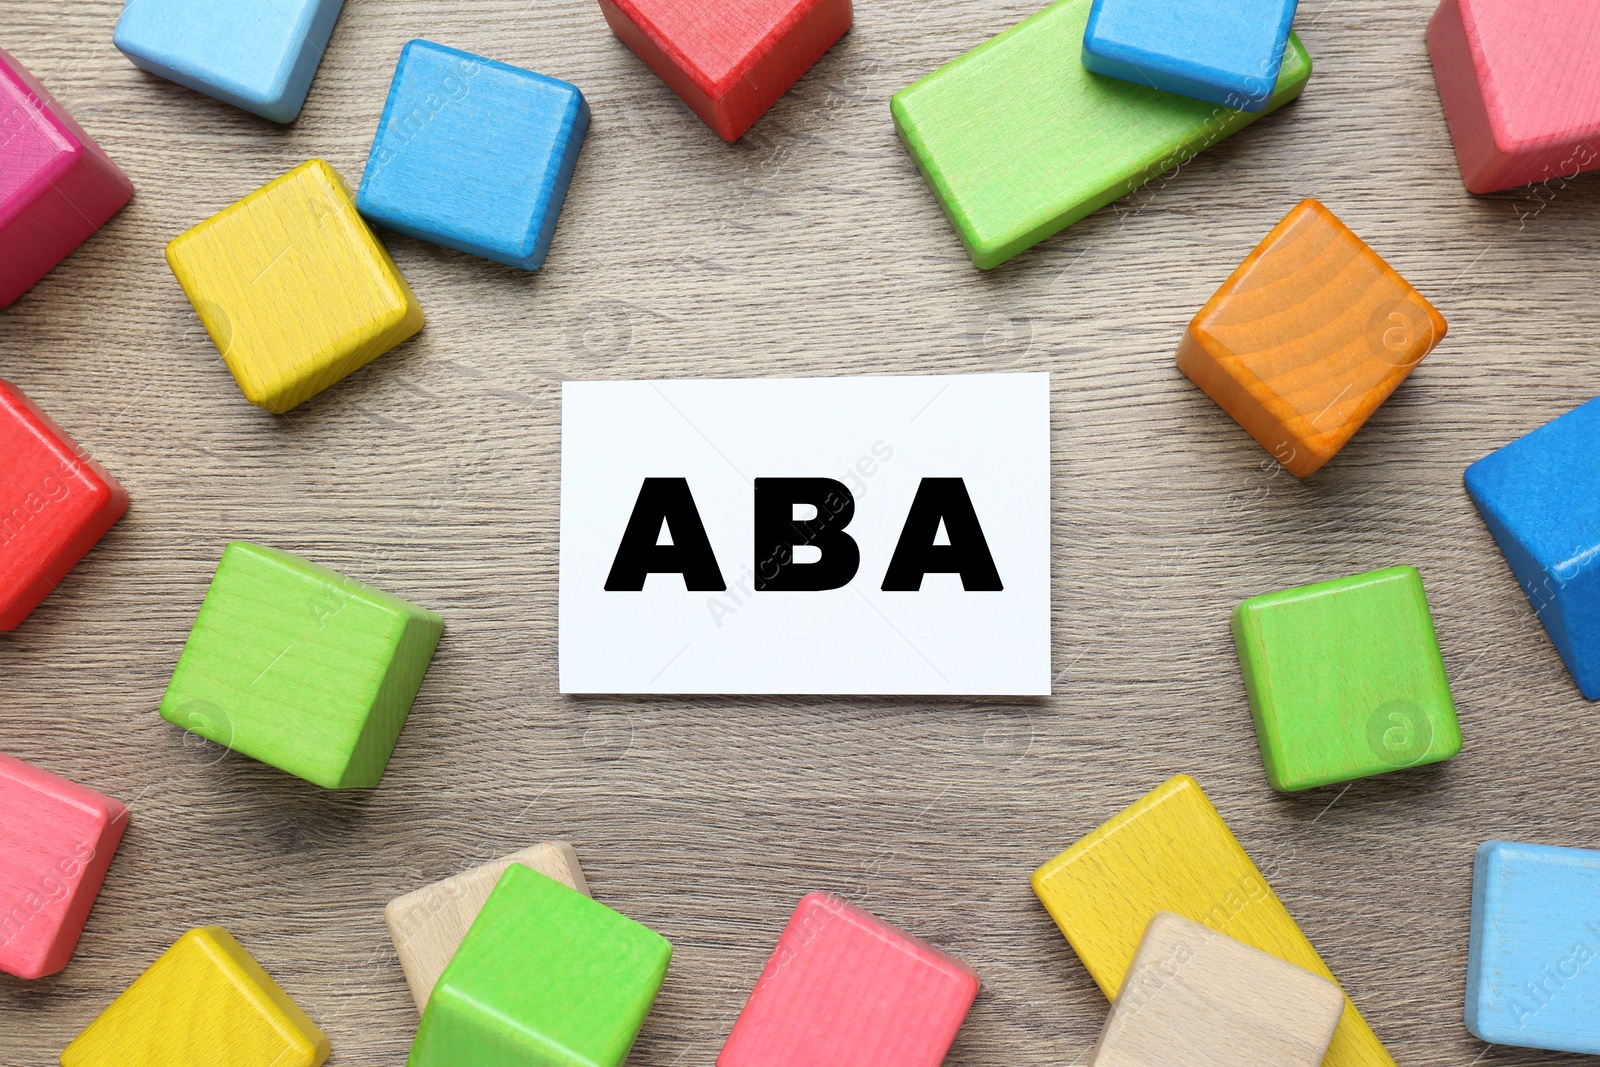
top-left (891, 0), bottom-right (1312, 269)
top-left (160, 542), bottom-right (444, 789)
top-left (409, 863), bottom-right (671, 1067)
top-left (1232, 565), bottom-right (1463, 793)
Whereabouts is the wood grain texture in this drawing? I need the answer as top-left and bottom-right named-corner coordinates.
top-left (0, 0), bottom-right (1598, 1063)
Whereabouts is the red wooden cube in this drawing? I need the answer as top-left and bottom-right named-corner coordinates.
top-left (599, 0), bottom-right (852, 141)
top-left (0, 753), bottom-right (128, 979)
top-left (0, 381), bottom-right (129, 630)
top-left (718, 892), bottom-right (980, 1067)
top-left (1426, 0), bottom-right (1600, 194)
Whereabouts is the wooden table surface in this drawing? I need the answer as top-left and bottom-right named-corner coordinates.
top-left (3, 0), bottom-right (1598, 1063)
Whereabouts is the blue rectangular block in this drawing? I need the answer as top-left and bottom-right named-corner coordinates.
top-left (1467, 841), bottom-right (1600, 1054)
top-left (1081, 0), bottom-right (1299, 111)
top-left (1464, 397), bottom-right (1600, 700)
top-left (356, 41), bottom-right (590, 271)
top-left (113, 0), bottom-right (344, 123)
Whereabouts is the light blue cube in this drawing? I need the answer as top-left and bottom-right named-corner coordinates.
top-left (113, 0), bottom-right (344, 123)
top-left (356, 41), bottom-right (589, 271)
top-left (1081, 0), bottom-right (1299, 111)
top-left (1465, 397), bottom-right (1600, 700)
top-left (1467, 841), bottom-right (1600, 1054)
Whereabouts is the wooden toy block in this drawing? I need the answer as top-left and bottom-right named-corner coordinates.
top-left (1465, 397), bottom-right (1600, 699)
top-left (1466, 841), bottom-right (1600, 1054)
top-left (409, 863), bottom-right (671, 1067)
top-left (0, 380), bottom-right (129, 631)
top-left (0, 753), bottom-right (126, 980)
top-left (166, 159), bottom-right (423, 413)
top-left (0, 47), bottom-right (134, 307)
top-left (1082, 0), bottom-right (1300, 111)
top-left (1031, 775), bottom-right (1396, 1067)
top-left (113, 0), bottom-right (345, 123)
top-left (1426, 0), bottom-right (1600, 194)
top-left (1175, 199), bottom-right (1446, 477)
top-left (717, 891), bottom-right (979, 1067)
top-left (599, 0), bottom-right (852, 142)
top-left (1233, 565), bottom-right (1462, 792)
top-left (386, 841), bottom-right (591, 1012)
top-left (159, 542), bottom-right (444, 789)
top-left (890, 0), bottom-right (1310, 270)
top-left (1088, 912), bottom-right (1344, 1067)
top-left (61, 926), bottom-right (329, 1066)
top-left (356, 41), bottom-right (590, 270)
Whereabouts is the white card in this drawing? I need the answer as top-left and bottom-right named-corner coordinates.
top-left (558, 373), bottom-right (1051, 695)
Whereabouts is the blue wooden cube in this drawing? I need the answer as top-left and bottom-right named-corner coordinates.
top-left (113, 0), bottom-right (344, 123)
top-left (356, 41), bottom-right (589, 271)
top-left (1081, 0), bottom-right (1300, 111)
top-left (1465, 397), bottom-right (1600, 700)
top-left (1467, 841), bottom-right (1600, 1054)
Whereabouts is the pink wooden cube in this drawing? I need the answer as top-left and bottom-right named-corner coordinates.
top-left (1426, 0), bottom-right (1600, 194)
top-left (0, 753), bottom-right (128, 979)
top-left (718, 892), bottom-right (980, 1067)
top-left (0, 47), bottom-right (134, 307)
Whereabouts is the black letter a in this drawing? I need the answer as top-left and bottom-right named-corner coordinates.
top-left (753, 478), bottom-right (860, 591)
top-left (604, 478), bottom-right (726, 591)
top-left (881, 478), bottom-right (1003, 591)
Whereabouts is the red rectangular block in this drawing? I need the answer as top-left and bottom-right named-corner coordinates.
top-left (0, 380), bottom-right (129, 630)
top-left (0, 753), bottom-right (128, 980)
top-left (718, 891), bottom-right (979, 1067)
top-left (599, 0), bottom-right (852, 141)
top-left (0, 47), bottom-right (135, 307)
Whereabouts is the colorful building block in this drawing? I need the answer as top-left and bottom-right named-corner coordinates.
top-left (1426, 0), bottom-right (1600, 194)
top-left (0, 754), bottom-right (126, 980)
top-left (357, 41), bottom-right (590, 270)
top-left (1465, 397), bottom-right (1600, 699)
top-left (890, 0), bottom-right (1310, 270)
top-left (1032, 775), bottom-right (1396, 1067)
top-left (1176, 199), bottom-right (1446, 477)
top-left (386, 841), bottom-right (591, 1012)
top-left (0, 48), bottom-right (134, 308)
top-left (61, 926), bottom-right (329, 1066)
top-left (718, 892), bottom-right (980, 1067)
top-left (159, 542), bottom-right (444, 789)
top-left (1089, 912), bottom-right (1344, 1067)
top-left (0, 381), bottom-right (129, 631)
top-left (1233, 566), bottom-right (1462, 792)
top-left (1466, 841), bottom-right (1600, 1054)
top-left (113, 0), bottom-right (344, 123)
top-left (1082, 0), bottom-right (1299, 111)
top-left (599, 0), bottom-right (852, 141)
top-left (166, 160), bottom-right (423, 413)
top-left (408, 863), bottom-right (671, 1067)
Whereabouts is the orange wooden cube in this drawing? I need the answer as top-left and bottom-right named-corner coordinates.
top-left (1176, 199), bottom-right (1446, 477)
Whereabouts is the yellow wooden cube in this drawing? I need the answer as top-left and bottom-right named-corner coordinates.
top-left (166, 159), bottom-right (423, 414)
top-left (60, 926), bottom-right (329, 1067)
top-left (1031, 775), bottom-right (1395, 1067)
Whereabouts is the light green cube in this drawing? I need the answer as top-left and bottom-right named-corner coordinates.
top-left (160, 542), bottom-right (443, 789)
top-left (891, 0), bottom-right (1311, 269)
top-left (1232, 565), bottom-right (1463, 792)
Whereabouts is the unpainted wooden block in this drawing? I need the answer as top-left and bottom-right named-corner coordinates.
top-left (1031, 775), bottom-right (1396, 1067)
top-left (386, 842), bottom-right (591, 1012)
top-left (1176, 199), bottom-right (1446, 477)
top-left (1088, 911), bottom-right (1344, 1067)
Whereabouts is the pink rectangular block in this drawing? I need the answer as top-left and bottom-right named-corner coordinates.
top-left (0, 47), bottom-right (134, 307)
top-left (1426, 0), bottom-right (1600, 194)
top-left (0, 753), bottom-right (128, 980)
top-left (718, 891), bottom-right (980, 1067)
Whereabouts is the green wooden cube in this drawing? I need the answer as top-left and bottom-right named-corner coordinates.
top-left (408, 863), bottom-right (671, 1067)
top-left (1232, 566), bottom-right (1462, 792)
top-left (890, 0), bottom-right (1311, 269)
top-left (160, 542), bottom-right (444, 789)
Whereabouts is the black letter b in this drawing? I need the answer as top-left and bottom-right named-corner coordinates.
top-left (753, 478), bottom-right (860, 591)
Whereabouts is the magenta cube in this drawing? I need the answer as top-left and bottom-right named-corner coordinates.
top-left (0, 48), bottom-right (134, 307)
